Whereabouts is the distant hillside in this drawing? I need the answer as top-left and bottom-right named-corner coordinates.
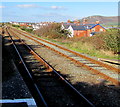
top-left (80, 15), bottom-right (118, 26)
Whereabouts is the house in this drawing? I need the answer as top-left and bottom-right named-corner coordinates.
top-left (32, 22), bottom-right (53, 30)
top-left (32, 23), bottom-right (41, 30)
top-left (67, 25), bottom-right (87, 37)
top-left (10, 21), bottom-right (19, 25)
top-left (62, 20), bottom-right (106, 37)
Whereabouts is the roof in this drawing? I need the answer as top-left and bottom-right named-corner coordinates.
top-left (70, 25), bottom-right (87, 30)
top-left (63, 24), bottom-right (70, 29)
top-left (62, 23), bottom-right (106, 31)
top-left (82, 24), bottom-right (95, 27)
top-left (63, 23), bottom-right (76, 25)
top-left (62, 23), bottom-right (77, 29)
top-left (89, 24), bottom-right (106, 29)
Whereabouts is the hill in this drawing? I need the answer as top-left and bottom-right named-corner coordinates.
top-left (80, 15), bottom-right (118, 26)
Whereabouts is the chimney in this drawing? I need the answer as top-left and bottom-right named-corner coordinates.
top-left (77, 20), bottom-right (80, 25)
top-left (83, 19), bottom-right (87, 25)
top-left (74, 20), bottom-right (77, 24)
top-left (96, 21), bottom-right (100, 24)
top-left (67, 20), bottom-right (71, 23)
top-left (61, 22), bottom-right (64, 24)
top-left (74, 20), bottom-right (80, 26)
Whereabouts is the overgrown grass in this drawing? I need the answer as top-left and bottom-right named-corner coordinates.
top-left (35, 36), bottom-right (119, 60)
top-left (63, 43), bottom-right (118, 60)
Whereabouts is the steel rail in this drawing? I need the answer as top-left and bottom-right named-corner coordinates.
top-left (5, 28), bottom-right (48, 107)
top-left (8, 27), bottom-right (95, 107)
top-left (12, 27), bottom-right (119, 74)
top-left (10, 28), bottom-right (120, 85)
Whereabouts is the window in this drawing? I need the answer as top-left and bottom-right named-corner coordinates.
top-left (92, 28), bottom-right (95, 32)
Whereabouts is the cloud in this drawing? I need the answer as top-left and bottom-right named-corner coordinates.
top-left (16, 4), bottom-right (65, 10)
top-left (0, 6), bottom-right (5, 8)
top-left (17, 4), bottom-right (38, 8)
top-left (50, 6), bottom-right (64, 9)
top-left (37, 13), bottom-right (65, 17)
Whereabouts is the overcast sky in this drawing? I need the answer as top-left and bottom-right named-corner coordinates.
top-left (1, 2), bottom-right (118, 22)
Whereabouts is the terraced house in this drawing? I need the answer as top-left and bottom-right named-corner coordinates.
top-left (61, 20), bottom-right (106, 37)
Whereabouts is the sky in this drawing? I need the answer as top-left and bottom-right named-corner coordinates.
top-left (1, 2), bottom-right (118, 22)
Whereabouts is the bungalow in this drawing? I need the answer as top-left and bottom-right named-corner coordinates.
top-left (62, 21), bottom-right (106, 37)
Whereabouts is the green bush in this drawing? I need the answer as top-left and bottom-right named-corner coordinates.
top-left (103, 30), bottom-right (119, 53)
top-left (21, 26), bottom-right (33, 33)
top-left (89, 29), bottom-right (119, 53)
top-left (12, 24), bottom-right (20, 28)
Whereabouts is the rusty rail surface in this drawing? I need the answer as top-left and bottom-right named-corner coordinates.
top-left (7, 27), bottom-right (95, 107)
top-left (10, 27), bottom-right (120, 86)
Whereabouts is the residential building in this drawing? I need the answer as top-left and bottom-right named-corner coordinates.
top-left (62, 20), bottom-right (106, 37)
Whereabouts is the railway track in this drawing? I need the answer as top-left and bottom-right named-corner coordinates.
top-left (3, 27), bottom-right (95, 106)
top-left (9, 26), bottom-right (120, 86)
top-left (3, 27), bottom-right (47, 107)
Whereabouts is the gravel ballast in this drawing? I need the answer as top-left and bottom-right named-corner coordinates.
top-left (1, 34), bottom-right (32, 99)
